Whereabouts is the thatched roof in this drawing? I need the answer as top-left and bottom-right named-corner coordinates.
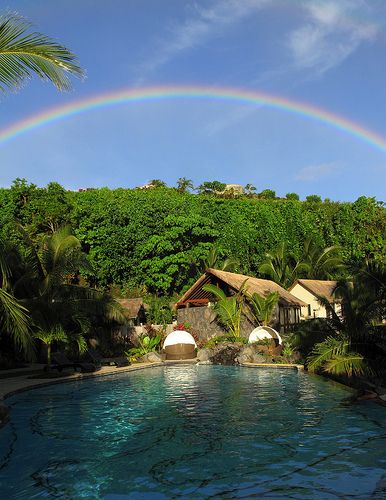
top-left (288, 279), bottom-right (339, 303)
top-left (117, 298), bottom-right (145, 318)
top-left (177, 269), bottom-right (306, 307)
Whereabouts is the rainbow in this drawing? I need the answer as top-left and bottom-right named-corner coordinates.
top-left (1, 85), bottom-right (386, 154)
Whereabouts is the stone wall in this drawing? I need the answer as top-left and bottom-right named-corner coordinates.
top-left (177, 305), bottom-right (255, 341)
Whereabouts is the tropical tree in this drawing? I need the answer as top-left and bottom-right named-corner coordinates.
top-left (306, 194), bottom-right (322, 203)
top-left (16, 226), bottom-right (124, 355)
top-left (34, 326), bottom-right (68, 371)
top-left (203, 280), bottom-right (248, 338)
top-left (248, 291), bottom-right (279, 326)
top-left (244, 184), bottom-right (256, 196)
top-left (286, 192), bottom-right (299, 200)
top-left (307, 270), bottom-right (385, 378)
top-left (200, 245), bottom-right (240, 273)
top-left (301, 238), bottom-right (344, 280)
top-left (0, 12), bottom-right (84, 92)
top-left (258, 189), bottom-right (276, 199)
top-left (197, 181), bottom-right (226, 195)
top-left (148, 179), bottom-right (167, 188)
top-left (258, 242), bottom-right (307, 288)
top-left (0, 238), bottom-right (33, 358)
top-left (176, 177), bottom-right (194, 193)
top-left (259, 239), bottom-right (344, 287)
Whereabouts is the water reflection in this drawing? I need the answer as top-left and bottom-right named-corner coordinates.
top-left (1, 366), bottom-right (386, 499)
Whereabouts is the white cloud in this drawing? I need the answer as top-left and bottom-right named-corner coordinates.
top-left (295, 162), bottom-right (340, 181)
top-left (135, 0), bottom-right (270, 81)
top-left (287, 0), bottom-right (378, 76)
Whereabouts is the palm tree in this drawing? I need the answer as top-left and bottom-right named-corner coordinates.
top-left (307, 271), bottom-right (385, 378)
top-left (16, 226), bottom-right (124, 355)
top-left (176, 177), bottom-right (194, 193)
top-left (258, 242), bottom-right (307, 288)
top-left (248, 291), bottom-right (279, 327)
top-left (203, 280), bottom-right (248, 339)
top-left (301, 238), bottom-right (344, 279)
top-left (259, 239), bottom-right (344, 288)
top-left (200, 245), bottom-right (240, 273)
top-left (0, 12), bottom-right (84, 92)
top-left (148, 179), bottom-right (166, 188)
top-left (244, 184), bottom-right (256, 196)
top-left (0, 238), bottom-right (33, 358)
top-left (34, 326), bottom-right (68, 371)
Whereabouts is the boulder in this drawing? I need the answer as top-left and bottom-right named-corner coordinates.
top-left (251, 353), bottom-right (267, 364)
top-left (236, 345), bottom-right (267, 364)
top-left (196, 348), bottom-right (213, 362)
top-left (236, 353), bottom-right (252, 364)
top-left (209, 343), bottom-right (242, 365)
top-left (142, 352), bottom-right (163, 363)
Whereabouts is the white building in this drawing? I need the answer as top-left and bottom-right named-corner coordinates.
top-left (288, 279), bottom-right (342, 320)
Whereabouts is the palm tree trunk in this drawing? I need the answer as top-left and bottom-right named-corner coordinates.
top-left (46, 343), bottom-right (51, 372)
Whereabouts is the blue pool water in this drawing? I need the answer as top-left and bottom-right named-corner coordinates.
top-left (0, 365), bottom-right (386, 499)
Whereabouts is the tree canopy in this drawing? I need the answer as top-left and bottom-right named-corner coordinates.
top-left (0, 181), bottom-right (384, 296)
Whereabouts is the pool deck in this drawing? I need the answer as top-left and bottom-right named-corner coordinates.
top-left (0, 360), bottom-right (311, 426)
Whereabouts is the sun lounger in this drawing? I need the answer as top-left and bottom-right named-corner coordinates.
top-left (86, 348), bottom-right (129, 368)
top-left (50, 352), bottom-right (100, 373)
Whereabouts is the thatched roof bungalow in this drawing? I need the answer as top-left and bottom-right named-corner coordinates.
top-left (176, 269), bottom-right (305, 338)
top-left (117, 298), bottom-right (147, 326)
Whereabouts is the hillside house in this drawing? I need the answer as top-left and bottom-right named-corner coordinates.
top-left (288, 279), bottom-right (342, 320)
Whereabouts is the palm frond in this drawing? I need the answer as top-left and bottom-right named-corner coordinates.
top-left (316, 294), bottom-right (343, 331)
top-left (203, 283), bottom-right (227, 301)
top-left (34, 325), bottom-right (68, 345)
top-left (0, 13), bottom-right (84, 91)
top-left (307, 337), bottom-right (349, 372)
top-left (0, 287), bottom-right (34, 357)
top-left (324, 353), bottom-right (366, 377)
top-left (249, 291), bottom-right (279, 326)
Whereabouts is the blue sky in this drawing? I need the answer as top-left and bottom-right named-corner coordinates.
top-left (1, 0), bottom-right (386, 201)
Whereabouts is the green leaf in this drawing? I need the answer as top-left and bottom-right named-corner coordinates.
top-left (0, 13), bottom-right (84, 91)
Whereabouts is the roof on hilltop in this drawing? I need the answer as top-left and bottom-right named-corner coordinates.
top-left (177, 268), bottom-right (306, 307)
top-left (288, 279), bottom-right (339, 303)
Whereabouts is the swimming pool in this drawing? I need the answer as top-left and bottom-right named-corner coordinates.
top-left (0, 365), bottom-right (385, 498)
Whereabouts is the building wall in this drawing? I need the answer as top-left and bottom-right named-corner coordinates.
top-left (177, 305), bottom-right (254, 341)
top-left (289, 284), bottom-right (341, 319)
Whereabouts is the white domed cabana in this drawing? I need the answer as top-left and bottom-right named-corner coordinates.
top-left (163, 330), bottom-right (197, 360)
top-left (248, 326), bottom-right (282, 345)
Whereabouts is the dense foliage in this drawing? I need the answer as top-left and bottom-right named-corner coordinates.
top-left (0, 179), bottom-right (385, 297)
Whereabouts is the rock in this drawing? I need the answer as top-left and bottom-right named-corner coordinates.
top-left (142, 352), bottom-right (163, 363)
top-left (236, 353), bottom-right (252, 364)
top-left (210, 343), bottom-right (241, 365)
top-left (379, 394), bottom-right (386, 402)
top-left (251, 353), bottom-right (267, 364)
top-left (236, 345), bottom-right (267, 364)
top-left (239, 345), bottom-right (256, 358)
top-left (196, 360), bottom-right (212, 365)
top-left (197, 348), bottom-right (213, 362)
top-left (358, 390), bottom-right (378, 400)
